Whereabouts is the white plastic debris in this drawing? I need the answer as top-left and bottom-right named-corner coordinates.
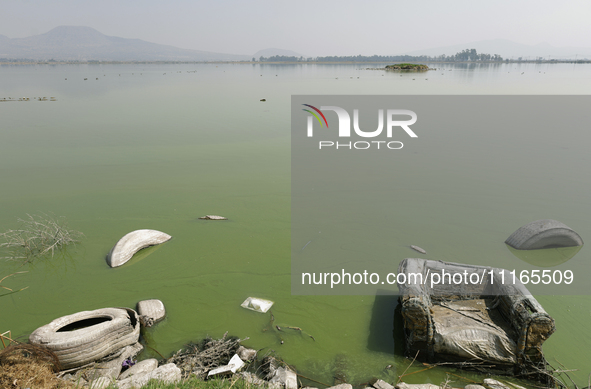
top-left (199, 215), bottom-right (228, 220)
top-left (241, 297), bottom-right (274, 313)
top-left (227, 354), bottom-right (245, 372)
top-left (207, 354), bottom-right (245, 377)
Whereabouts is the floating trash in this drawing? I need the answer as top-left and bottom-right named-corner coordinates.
top-left (410, 245), bottom-right (426, 254)
top-left (107, 229), bottom-right (172, 268)
top-left (241, 297), bottom-right (273, 313)
top-left (199, 215), bottom-right (227, 220)
top-left (505, 219), bottom-right (583, 250)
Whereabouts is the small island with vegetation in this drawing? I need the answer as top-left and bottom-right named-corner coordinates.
top-left (385, 63), bottom-right (430, 70)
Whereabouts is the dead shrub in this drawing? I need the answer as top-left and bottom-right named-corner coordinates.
top-left (0, 344), bottom-right (72, 389)
top-left (0, 213), bottom-right (83, 261)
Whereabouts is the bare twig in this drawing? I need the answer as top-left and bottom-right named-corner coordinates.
top-left (552, 357), bottom-right (580, 389)
top-left (445, 372), bottom-right (478, 384)
top-left (144, 344), bottom-right (166, 360)
top-left (440, 374), bottom-right (454, 389)
top-left (522, 362), bottom-right (568, 389)
top-left (1, 330), bottom-right (16, 349)
top-left (0, 271), bottom-right (28, 297)
top-left (397, 350), bottom-right (420, 384)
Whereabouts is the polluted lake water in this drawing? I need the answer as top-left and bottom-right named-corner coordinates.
top-left (1, 62), bottom-right (591, 387)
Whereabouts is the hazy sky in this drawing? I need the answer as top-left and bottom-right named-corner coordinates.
top-left (1, 0), bottom-right (591, 56)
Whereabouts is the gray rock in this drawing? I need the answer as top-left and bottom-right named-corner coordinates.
top-left (270, 366), bottom-right (298, 389)
top-left (374, 380), bottom-right (395, 389)
top-left (89, 376), bottom-right (113, 389)
top-left (117, 363), bottom-right (181, 389)
top-left (83, 342), bottom-right (143, 381)
top-left (396, 384), bottom-right (441, 389)
top-left (238, 372), bottom-right (269, 386)
top-left (483, 379), bottom-right (510, 389)
top-left (118, 358), bottom-right (158, 380)
top-left (85, 358), bottom-right (122, 381)
top-left (237, 346), bottom-right (257, 361)
top-left (236, 372), bottom-right (282, 389)
top-left (465, 385), bottom-right (487, 389)
top-left (148, 363), bottom-right (182, 383)
top-left (137, 299), bottom-right (166, 327)
top-left (61, 374), bottom-right (87, 386)
top-left (328, 384), bottom-right (352, 389)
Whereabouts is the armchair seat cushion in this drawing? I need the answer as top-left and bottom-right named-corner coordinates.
top-left (431, 300), bottom-right (517, 364)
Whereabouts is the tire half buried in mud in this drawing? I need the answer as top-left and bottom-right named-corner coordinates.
top-left (29, 308), bottom-right (140, 370)
top-left (505, 219), bottom-right (583, 250)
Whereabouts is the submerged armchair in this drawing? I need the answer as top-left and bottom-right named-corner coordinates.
top-left (397, 258), bottom-right (555, 375)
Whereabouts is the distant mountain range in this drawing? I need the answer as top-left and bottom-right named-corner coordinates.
top-left (402, 39), bottom-right (591, 60)
top-left (0, 26), bottom-right (252, 61)
top-left (1, 27), bottom-right (589, 62)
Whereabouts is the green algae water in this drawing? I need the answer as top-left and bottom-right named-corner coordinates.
top-left (1, 62), bottom-right (591, 387)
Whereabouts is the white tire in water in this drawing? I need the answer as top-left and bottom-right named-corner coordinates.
top-left (29, 308), bottom-right (140, 370)
top-left (505, 219), bottom-right (583, 250)
top-left (107, 229), bottom-right (172, 267)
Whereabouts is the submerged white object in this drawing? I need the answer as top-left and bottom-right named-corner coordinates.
top-left (199, 215), bottom-right (228, 220)
top-left (207, 354), bottom-right (245, 377)
top-left (137, 299), bottom-right (166, 326)
top-left (107, 229), bottom-right (172, 268)
top-left (241, 297), bottom-right (274, 313)
top-left (410, 245), bottom-right (427, 254)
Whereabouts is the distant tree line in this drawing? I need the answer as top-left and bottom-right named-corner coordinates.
top-left (0, 58), bottom-right (36, 62)
top-left (257, 49), bottom-right (505, 63)
top-left (0, 57), bottom-right (62, 62)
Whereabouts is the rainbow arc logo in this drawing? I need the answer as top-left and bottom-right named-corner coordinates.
top-left (302, 104), bottom-right (328, 128)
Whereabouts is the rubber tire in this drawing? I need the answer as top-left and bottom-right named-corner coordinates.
top-left (29, 307), bottom-right (140, 370)
top-left (107, 229), bottom-right (172, 268)
top-left (505, 219), bottom-right (583, 250)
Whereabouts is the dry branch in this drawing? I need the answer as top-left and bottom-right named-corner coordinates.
top-left (167, 332), bottom-right (248, 379)
top-left (0, 271), bottom-right (28, 298)
top-left (0, 214), bottom-right (83, 261)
